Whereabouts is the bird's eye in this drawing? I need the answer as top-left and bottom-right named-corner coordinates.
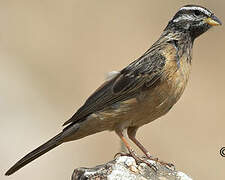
top-left (194, 10), bottom-right (201, 16)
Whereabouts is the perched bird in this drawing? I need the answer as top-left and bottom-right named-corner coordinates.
top-left (5, 4), bottom-right (221, 176)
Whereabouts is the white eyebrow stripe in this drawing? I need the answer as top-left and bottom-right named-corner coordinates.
top-left (180, 6), bottom-right (212, 16)
top-left (173, 14), bottom-right (194, 23)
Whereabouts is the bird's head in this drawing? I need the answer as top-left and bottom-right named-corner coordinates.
top-left (166, 5), bottom-right (222, 40)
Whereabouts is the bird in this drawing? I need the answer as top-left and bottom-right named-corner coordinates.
top-left (5, 4), bottom-right (222, 176)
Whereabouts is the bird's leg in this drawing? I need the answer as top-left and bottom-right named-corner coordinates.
top-left (127, 127), bottom-right (174, 168)
top-left (115, 129), bottom-right (142, 163)
top-left (127, 127), bottom-right (152, 158)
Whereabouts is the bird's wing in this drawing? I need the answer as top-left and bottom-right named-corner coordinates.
top-left (63, 51), bottom-right (166, 126)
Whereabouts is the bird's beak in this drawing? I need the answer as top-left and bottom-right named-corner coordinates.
top-left (204, 14), bottom-right (222, 26)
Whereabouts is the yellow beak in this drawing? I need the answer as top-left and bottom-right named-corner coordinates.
top-left (205, 15), bottom-right (222, 26)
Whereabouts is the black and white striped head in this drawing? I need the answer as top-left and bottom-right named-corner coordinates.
top-left (166, 5), bottom-right (222, 40)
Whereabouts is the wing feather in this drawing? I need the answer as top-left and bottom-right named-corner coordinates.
top-left (63, 48), bottom-right (166, 126)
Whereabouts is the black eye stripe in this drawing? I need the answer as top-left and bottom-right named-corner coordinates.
top-left (175, 9), bottom-right (209, 19)
top-left (193, 10), bottom-right (201, 16)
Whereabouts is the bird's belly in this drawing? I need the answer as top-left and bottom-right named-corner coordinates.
top-left (131, 79), bottom-right (187, 127)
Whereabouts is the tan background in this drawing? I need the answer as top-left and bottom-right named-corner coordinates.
top-left (1, 0), bottom-right (225, 179)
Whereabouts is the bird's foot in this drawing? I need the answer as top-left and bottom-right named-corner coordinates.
top-left (128, 149), bottom-right (158, 172)
top-left (114, 150), bottom-right (158, 172)
top-left (144, 153), bottom-right (175, 170)
top-left (137, 158), bottom-right (158, 172)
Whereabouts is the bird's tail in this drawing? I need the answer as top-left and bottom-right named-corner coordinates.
top-left (5, 132), bottom-right (64, 176)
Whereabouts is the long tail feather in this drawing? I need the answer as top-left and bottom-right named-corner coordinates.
top-left (5, 132), bottom-right (63, 176)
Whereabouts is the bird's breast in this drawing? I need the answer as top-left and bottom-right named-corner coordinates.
top-left (161, 49), bottom-right (192, 103)
top-left (130, 48), bottom-right (192, 126)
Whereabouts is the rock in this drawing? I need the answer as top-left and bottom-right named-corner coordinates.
top-left (71, 156), bottom-right (192, 180)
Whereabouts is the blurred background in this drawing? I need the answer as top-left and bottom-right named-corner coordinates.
top-left (1, 0), bottom-right (224, 179)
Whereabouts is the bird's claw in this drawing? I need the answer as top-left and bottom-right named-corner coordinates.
top-left (114, 151), bottom-right (158, 172)
top-left (144, 154), bottom-right (175, 170)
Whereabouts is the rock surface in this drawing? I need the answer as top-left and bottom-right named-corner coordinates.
top-left (71, 156), bottom-right (192, 180)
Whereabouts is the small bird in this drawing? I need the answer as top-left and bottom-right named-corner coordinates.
top-left (5, 4), bottom-right (221, 176)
